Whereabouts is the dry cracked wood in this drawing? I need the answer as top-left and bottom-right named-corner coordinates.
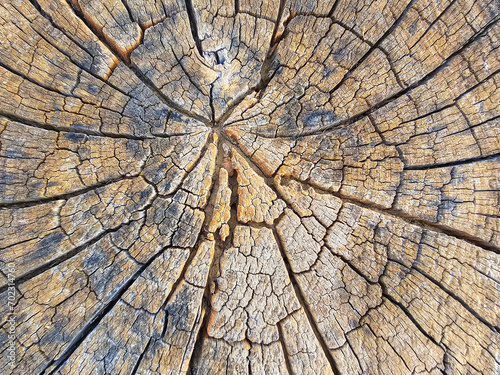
top-left (0, 0), bottom-right (499, 374)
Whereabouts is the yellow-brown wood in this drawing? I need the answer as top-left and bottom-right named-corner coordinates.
top-left (0, 0), bottom-right (499, 374)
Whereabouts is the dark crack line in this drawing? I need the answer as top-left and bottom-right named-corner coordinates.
top-left (168, 43), bottom-right (212, 97)
top-left (186, 304), bottom-right (210, 373)
top-left (210, 0), bottom-right (295, 129)
top-left (0, 111), bottom-right (151, 141)
top-left (270, 0), bottom-right (289, 45)
top-left (252, 16), bottom-right (500, 139)
top-left (218, 152), bottom-right (351, 370)
top-left (162, 244), bottom-right (204, 316)
top-left (150, 129), bottom-right (209, 139)
top-left (215, 86), bottom-right (255, 125)
top-left (408, 0), bottom-right (458, 52)
top-left (301, 177), bottom-right (500, 254)
top-left (0, 175), bottom-right (143, 209)
top-left (219, 130), bottom-right (324, 238)
top-left (238, 10), bottom-right (276, 23)
top-left (343, 337), bottom-right (364, 372)
top-left (382, 293), bottom-right (442, 349)
top-left (41, 241), bottom-right (177, 375)
top-left (390, 257), bottom-right (500, 333)
top-left (25, 0), bottom-right (205, 137)
top-left (271, 227), bottom-right (342, 375)
top-left (382, 260), bottom-right (500, 365)
top-left (120, 0), bottom-right (142, 31)
top-left (31, 149), bottom-right (212, 370)
top-left (184, 0), bottom-right (204, 57)
top-left (214, 9), bottom-right (294, 126)
top-left (327, 0), bottom-right (417, 96)
top-left (209, 84), bottom-right (216, 123)
top-left (131, 337), bottom-right (152, 375)
top-left (123, 141), bottom-right (217, 373)
top-left (248, 344), bottom-right (253, 375)
top-left (324, 243), bottom-right (378, 286)
top-left (0, 60), bottom-right (74, 99)
top-left (180, 304), bottom-right (205, 373)
top-left (395, 68), bottom-right (500, 126)
top-left (128, 63), bottom-right (211, 123)
top-left (28, 0), bottom-right (204, 123)
top-left (186, 138), bottom-right (234, 373)
top-left (276, 322), bottom-right (295, 375)
top-left (398, 103), bottom-right (457, 126)
top-left (0, 237), bottom-right (43, 253)
top-left (142, 132), bottom-right (211, 201)
top-left (137, 135), bottom-right (221, 375)
top-left (404, 151), bottom-right (500, 170)
top-left (222, 128), bottom-right (499, 255)
top-left (24, 0), bottom-right (121, 90)
top-left (27, 0), bottom-right (94, 58)
top-left (415, 268), bottom-right (500, 332)
top-left (0, 215), bottom-right (147, 295)
top-left (327, 0), bottom-right (340, 18)
top-left (60, 0), bottom-right (210, 124)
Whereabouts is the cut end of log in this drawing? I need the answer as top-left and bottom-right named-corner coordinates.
top-left (0, 0), bottom-right (499, 374)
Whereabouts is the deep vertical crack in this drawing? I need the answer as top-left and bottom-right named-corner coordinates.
top-left (209, 84), bottom-right (216, 123)
top-left (131, 337), bottom-right (152, 375)
top-left (327, 0), bottom-right (340, 18)
top-left (184, 0), bottom-right (204, 57)
top-left (186, 137), bottom-right (234, 373)
top-left (276, 323), bottom-right (295, 375)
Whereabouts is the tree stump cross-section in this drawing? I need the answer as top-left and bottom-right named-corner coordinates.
top-left (0, 0), bottom-right (499, 374)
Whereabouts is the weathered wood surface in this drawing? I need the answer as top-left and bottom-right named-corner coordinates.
top-left (0, 0), bottom-right (499, 373)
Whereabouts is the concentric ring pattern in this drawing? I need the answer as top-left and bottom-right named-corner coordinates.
top-left (0, 0), bottom-right (499, 374)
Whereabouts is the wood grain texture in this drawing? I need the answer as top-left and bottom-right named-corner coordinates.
top-left (0, 0), bottom-right (499, 374)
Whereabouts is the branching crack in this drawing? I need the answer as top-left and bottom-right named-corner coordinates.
top-left (272, 227), bottom-right (342, 375)
top-left (3, 1), bottom-right (500, 374)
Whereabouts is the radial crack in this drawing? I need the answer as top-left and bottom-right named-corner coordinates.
top-left (184, 0), bottom-right (204, 57)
